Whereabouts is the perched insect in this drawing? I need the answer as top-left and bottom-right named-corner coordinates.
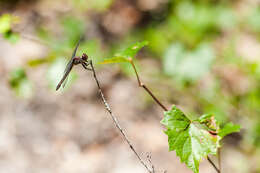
top-left (56, 37), bottom-right (91, 91)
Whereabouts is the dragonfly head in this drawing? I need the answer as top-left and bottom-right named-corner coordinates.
top-left (82, 53), bottom-right (88, 61)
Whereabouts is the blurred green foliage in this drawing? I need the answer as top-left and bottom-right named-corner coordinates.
top-left (163, 42), bottom-right (215, 83)
top-left (247, 7), bottom-right (260, 33)
top-left (0, 14), bottom-right (20, 43)
top-left (9, 68), bottom-right (33, 98)
top-left (72, 0), bottom-right (113, 12)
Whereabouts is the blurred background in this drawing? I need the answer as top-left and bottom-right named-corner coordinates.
top-left (0, 0), bottom-right (259, 172)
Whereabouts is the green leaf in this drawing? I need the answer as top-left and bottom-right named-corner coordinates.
top-left (100, 57), bottom-right (130, 64)
top-left (161, 106), bottom-right (190, 133)
top-left (114, 41), bottom-right (148, 59)
top-left (219, 122), bottom-right (240, 138)
top-left (161, 106), bottom-right (220, 173)
top-left (100, 41), bottom-right (148, 64)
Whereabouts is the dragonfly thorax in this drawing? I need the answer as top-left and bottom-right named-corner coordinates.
top-left (73, 57), bottom-right (82, 65)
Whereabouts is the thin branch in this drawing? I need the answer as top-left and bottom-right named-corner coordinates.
top-left (129, 59), bottom-right (168, 111)
top-left (20, 33), bottom-right (49, 46)
top-left (147, 153), bottom-right (155, 173)
top-left (129, 58), bottom-right (221, 173)
top-left (218, 148), bottom-right (221, 173)
top-left (89, 60), bottom-right (153, 173)
top-left (207, 157), bottom-right (220, 173)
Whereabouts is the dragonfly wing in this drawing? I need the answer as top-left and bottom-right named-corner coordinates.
top-left (56, 36), bottom-right (83, 91)
top-left (61, 36), bottom-right (83, 89)
top-left (62, 72), bottom-right (69, 88)
top-left (71, 36), bottom-right (84, 59)
top-left (56, 60), bottom-right (74, 91)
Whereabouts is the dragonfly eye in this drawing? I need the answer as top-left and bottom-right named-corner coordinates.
top-left (82, 53), bottom-right (88, 61)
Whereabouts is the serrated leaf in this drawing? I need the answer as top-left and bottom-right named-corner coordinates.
top-left (161, 106), bottom-right (190, 133)
top-left (219, 122), bottom-right (240, 138)
top-left (161, 106), bottom-right (220, 173)
top-left (100, 57), bottom-right (130, 64)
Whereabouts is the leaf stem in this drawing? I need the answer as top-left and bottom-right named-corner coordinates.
top-left (89, 60), bottom-right (153, 173)
top-left (129, 58), bottom-right (168, 112)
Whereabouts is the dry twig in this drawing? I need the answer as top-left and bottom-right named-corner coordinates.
top-left (89, 60), bottom-right (154, 173)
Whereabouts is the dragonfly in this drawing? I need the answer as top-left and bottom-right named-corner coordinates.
top-left (56, 37), bottom-right (92, 91)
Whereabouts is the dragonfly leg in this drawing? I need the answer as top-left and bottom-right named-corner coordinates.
top-left (82, 62), bottom-right (92, 71)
